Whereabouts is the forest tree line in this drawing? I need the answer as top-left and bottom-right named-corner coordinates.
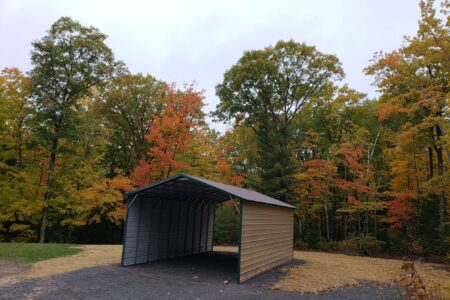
top-left (0, 0), bottom-right (448, 259)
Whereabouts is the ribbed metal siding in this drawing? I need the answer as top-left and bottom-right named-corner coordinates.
top-left (239, 201), bottom-right (293, 282)
top-left (122, 198), bottom-right (214, 266)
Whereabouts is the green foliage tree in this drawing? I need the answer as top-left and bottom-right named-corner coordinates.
top-left (98, 74), bottom-right (165, 175)
top-left (30, 17), bottom-right (118, 242)
top-left (0, 68), bottom-right (40, 241)
top-left (214, 40), bottom-right (344, 202)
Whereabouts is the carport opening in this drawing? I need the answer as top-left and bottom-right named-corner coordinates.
top-left (121, 176), bottom-right (243, 282)
top-left (125, 198), bottom-right (240, 282)
top-left (212, 200), bottom-right (241, 246)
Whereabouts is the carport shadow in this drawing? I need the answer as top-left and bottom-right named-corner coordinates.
top-left (130, 251), bottom-right (305, 287)
top-left (131, 250), bottom-right (238, 284)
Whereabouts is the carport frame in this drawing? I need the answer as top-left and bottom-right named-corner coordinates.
top-left (121, 174), bottom-right (295, 283)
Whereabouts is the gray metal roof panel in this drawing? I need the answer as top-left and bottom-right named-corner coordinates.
top-left (183, 174), bottom-right (295, 209)
top-left (126, 173), bottom-right (295, 209)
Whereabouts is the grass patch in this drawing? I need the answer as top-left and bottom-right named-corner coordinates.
top-left (0, 243), bottom-right (82, 263)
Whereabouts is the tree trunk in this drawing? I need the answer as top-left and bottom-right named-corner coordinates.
top-left (357, 210), bottom-right (362, 250)
top-left (428, 146), bottom-right (434, 179)
top-left (365, 211), bottom-right (369, 235)
top-left (39, 136), bottom-right (58, 243)
top-left (297, 209), bottom-right (302, 240)
top-left (318, 217), bottom-right (322, 242)
top-left (344, 213), bottom-right (347, 238)
top-left (323, 200), bottom-right (330, 241)
top-left (434, 124), bottom-right (446, 251)
top-left (374, 210), bottom-right (377, 238)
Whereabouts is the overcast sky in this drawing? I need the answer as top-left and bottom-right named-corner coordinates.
top-left (0, 0), bottom-right (420, 132)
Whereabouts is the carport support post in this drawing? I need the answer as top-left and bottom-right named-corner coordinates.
top-left (210, 205), bottom-right (216, 252)
top-left (192, 198), bottom-right (205, 254)
top-left (183, 201), bottom-right (191, 255)
top-left (174, 201), bottom-right (183, 256)
top-left (146, 199), bottom-right (158, 262)
top-left (157, 199), bottom-right (164, 260)
top-left (191, 199), bottom-right (198, 255)
top-left (166, 199), bottom-right (174, 258)
top-left (134, 198), bottom-right (144, 264)
top-left (237, 199), bottom-right (243, 283)
top-left (185, 197), bottom-right (200, 255)
top-left (204, 199), bottom-right (213, 252)
top-left (121, 194), bottom-right (138, 267)
top-left (198, 201), bottom-right (204, 253)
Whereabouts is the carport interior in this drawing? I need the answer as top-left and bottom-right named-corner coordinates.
top-left (121, 176), bottom-right (236, 266)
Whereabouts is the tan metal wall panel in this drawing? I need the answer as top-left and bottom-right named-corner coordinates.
top-left (239, 201), bottom-right (293, 282)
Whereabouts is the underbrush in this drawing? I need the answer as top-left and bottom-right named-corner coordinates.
top-left (396, 260), bottom-right (449, 300)
top-left (295, 234), bottom-right (384, 256)
top-left (295, 235), bottom-right (449, 264)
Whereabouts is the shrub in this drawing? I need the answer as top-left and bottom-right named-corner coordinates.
top-left (337, 234), bottom-right (384, 255)
top-left (213, 203), bottom-right (239, 245)
top-left (295, 241), bottom-right (309, 250)
top-left (316, 240), bottom-right (338, 252)
top-left (395, 260), bottom-right (442, 300)
top-left (408, 240), bottom-right (425, 256)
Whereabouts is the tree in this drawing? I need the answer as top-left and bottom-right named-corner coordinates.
top-left (365, 0), bottom-right (449, 252)
top-left (332, 136), bottom-right (378, 248)
top-left (0, 68), bottom-right (39, 241)
top-left (0, 68), bottom-right (32, 169)
top-left (99, 74), bottom-right (165, 175)
top-left (132, 84), bottom-right (204, 185)
top-left (293, 80), bottom-right (386, 249)
top-left (30, 17), bottom-right (118, 242)
top-left (298, 159), bottom-right (337, 242)
top-left (216, 127), bottom-right (258, 185)
top-left (214, 40), bottom-right (344, 202)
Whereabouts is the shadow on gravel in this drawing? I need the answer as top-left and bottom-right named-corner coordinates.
top-left (132, 250), bottom-right (239, 284)
top-left (0, 251), bottom-right (401, 299)
top-left (131, 251), bottom-right (304, 285)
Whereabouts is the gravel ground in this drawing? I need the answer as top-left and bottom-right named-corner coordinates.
top-left (0, 251), bottom-right (401, 300)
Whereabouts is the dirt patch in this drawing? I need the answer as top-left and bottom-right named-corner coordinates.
top-left (213, 245), bottom-right (238, 253)
top-left (0, 245), bottom-right (122, 286)
top-left (272, 251), bottom-right (450, 294)
top-left (0, 260), bottom-right (30, 277)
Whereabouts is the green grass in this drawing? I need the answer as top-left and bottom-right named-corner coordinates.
top-left (0, 243), bottom-right (82, 263)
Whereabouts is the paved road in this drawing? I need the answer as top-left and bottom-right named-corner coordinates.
top-left (0, 251), bottom-right (401, 299)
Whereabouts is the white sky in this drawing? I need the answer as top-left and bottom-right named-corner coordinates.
top-left (0, 0), bottom-right (420, 132)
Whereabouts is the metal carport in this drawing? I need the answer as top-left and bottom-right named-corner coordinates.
top-left (121, 173), bottom-right (295, 283)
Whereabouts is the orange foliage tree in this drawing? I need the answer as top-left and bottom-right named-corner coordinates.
top-left (132, 84), bottom-right (205, 186)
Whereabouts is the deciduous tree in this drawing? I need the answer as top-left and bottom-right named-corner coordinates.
top-left (214, 40), bottom-right (344, 202)
top-left (132, 84), bottom-right (204, 185)
top-left (30, 17), bottom-right (118, 242)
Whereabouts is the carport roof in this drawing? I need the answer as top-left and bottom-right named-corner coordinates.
top-left (126, 173), bottom-right (295, 209)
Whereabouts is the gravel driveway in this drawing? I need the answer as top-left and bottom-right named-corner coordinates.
top-left (0, 251), bottom-right (401, 299)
